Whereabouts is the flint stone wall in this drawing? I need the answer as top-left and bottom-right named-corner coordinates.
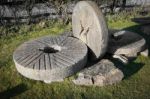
top-left (0, 3), bottom-right (75, 24)
top-left (0, 1), bottom-right (150, 24)
top-left (126, 0), bottom-right (150, 6)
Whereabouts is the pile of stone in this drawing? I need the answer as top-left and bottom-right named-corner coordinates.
top-left (13, 1), bottom-right (148, 86)
top-left (73, 59), bottom-right (124, 86)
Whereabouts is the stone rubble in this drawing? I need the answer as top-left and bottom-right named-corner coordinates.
top-left (73, 59), bottom-right (124, 86)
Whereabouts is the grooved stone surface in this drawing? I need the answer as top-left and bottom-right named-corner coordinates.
top-left (72, 1), bottom-right (108, 60)
top-left (73, 59), bottom-right (124, 86)
top-left (108, 30), bottom-right (146, 56)
top-left (13, 34), bottom-right (88, 82)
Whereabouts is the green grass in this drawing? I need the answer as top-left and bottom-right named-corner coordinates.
top-left (0, 17), bottom-right (150, 99)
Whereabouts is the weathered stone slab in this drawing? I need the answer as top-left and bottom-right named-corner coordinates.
top-left (73, 59), bottom-right (124, 86)
top-left (72, 1), bottom-right (109, 60)
top-left (108, 30), bottom-right (146, 57)
top-left (13, 33), bottom-right (88, 83)
top-left (113, 54), bottom-right (129, 64)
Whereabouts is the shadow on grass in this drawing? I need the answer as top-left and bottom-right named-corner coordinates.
top-left (112, 58), bottom-right (144, 79)
top-left (0, 83), bottom-right (28, 99)
top-left (131, 17), bottom-right (150, 25)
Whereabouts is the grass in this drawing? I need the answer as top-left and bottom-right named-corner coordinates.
top-left (0, 16), bottom-right (150, 99)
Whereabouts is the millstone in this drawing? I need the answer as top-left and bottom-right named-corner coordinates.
top-left (73, 59), bottom-right (124, 86)
top-left (13, 34), bottom-right (87, 82)
top-left (72, 1), bottom-right (108, 60)
top-left (108, 30), bottom-right (146, 57)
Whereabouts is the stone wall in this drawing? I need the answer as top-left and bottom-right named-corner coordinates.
top-left (126, 0), bottom-right (150, 6)
top-left (0, 0), bottom-right (150, 25)
top-left (0, 3), bottom-right (74, 25)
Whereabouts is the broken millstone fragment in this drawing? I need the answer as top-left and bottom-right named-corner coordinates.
top-left (13, 33), bottom-right (88, 83)
top-left (73, 59), bottom-right (124, 86)
top-left (108, 30), bottom-right (146, 57)
top-left (72, 1), bottom-right (109, 61)
top-left (140, 49), bottom-right (149, 57)
top-left (113, 54), bottom-right (129, 64)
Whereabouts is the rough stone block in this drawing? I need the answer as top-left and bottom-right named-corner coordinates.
top-left (73, 59), bottom-right (124, 86)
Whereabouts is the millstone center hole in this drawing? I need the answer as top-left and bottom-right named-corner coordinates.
top-left (39, 45), bottom-right (61, 53)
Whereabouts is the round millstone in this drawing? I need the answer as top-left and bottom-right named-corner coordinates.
top-left (108, 30), bottom-right (146, 56)
top-left (72, 1), bottom-right (108, 60)
top-left (13, 34), bottom-right (87, 82)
